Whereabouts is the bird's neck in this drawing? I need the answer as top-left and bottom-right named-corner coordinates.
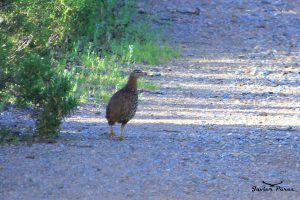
top-left (125, 76), bottom-right (138, 92)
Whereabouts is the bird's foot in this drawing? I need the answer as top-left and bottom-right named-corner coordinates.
top-left (119, 136), bottom-right (125, 141)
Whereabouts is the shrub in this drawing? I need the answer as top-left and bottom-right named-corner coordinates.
top-left (0, 0), bottom-right (178, 139)
top-left (0, 48), bottom-right (77, 139)
top-left (16, 54), bottom-right (77, 139)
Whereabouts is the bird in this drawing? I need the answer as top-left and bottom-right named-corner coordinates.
top-left (262, 181), bottom-right (283, 187)
top-left (106, 69), bottom-right (147, 140)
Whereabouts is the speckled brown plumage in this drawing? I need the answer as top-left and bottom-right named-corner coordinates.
top-left (106, 69), bottom-right (147, 140)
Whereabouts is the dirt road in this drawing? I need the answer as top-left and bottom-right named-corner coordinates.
top-left (1, 0), bottom-right (300, 199)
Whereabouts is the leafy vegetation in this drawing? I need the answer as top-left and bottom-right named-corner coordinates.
top-left (0, 0), bottom-right (178, 139)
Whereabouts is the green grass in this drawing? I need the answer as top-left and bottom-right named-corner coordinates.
top-left (131, 42), bottom-right (180, 65)
top-left (111, 40), bottom-right (180, 65)
top-left (73, 53), bottom-right (128, 103)
top-left (65, 48), bottom-right (166, 103)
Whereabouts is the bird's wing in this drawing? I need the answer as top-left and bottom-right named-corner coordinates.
top-left (106, 91), bottom-right (129, 120)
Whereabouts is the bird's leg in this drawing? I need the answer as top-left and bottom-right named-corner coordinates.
top-left (109, 125), bottom-right (115, 137)
top-left (119, 124), bottom-right (125, 141)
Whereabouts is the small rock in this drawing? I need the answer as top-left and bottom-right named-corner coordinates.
top-left (175, 7), bottom-right (200, 15)
top-left (258, 112), bottom-right (268, 116)
top-left (240, 176), bottom-right (249, 180)
top-left (25, 155), bottom-right (35, 159)
top-left (148, 72), bottom-right (161, 77)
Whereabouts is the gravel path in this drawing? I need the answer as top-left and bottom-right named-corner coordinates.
top-left (1, 0), bottom-right (300, 199)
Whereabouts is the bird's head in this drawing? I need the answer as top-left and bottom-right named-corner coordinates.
top-left (130, 69), bottom-right (147, 79)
